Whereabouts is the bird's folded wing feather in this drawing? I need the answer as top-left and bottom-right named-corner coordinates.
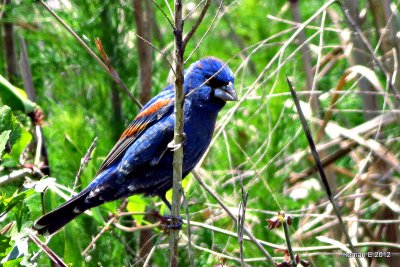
top-left (96, 91), bottom-right (174, 175)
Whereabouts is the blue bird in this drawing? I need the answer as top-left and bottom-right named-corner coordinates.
top-left (33, 57), bottom-right (237, 235)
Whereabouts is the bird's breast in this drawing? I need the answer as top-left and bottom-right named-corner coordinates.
top-left (181, 105), bottom-right (219, 172)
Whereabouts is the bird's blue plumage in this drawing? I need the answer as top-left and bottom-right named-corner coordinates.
top-left (33, 57), bottom-right (236, 235)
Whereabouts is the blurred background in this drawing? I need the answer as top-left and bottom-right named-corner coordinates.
top-left (1, 0), bottom-right (399, 266)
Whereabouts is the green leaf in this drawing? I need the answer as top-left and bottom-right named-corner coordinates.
top-left (127, 195), bottom-right (147, 225)
top-left (0, 106), bottom-right (14, 132)
top-left (1, 237), bottom-right (28, 264)
top-left (0, 106), bottom-right (20, 149)
top-left (0, 190), bottom-right (34, 217)
top-left (0, 75), bottom-right (36, 113)
top-left (0, 130), bottom-right (11, 156)
top-left (10, 128), bottom-right (32, 160)
top-left (0, 106), bottom-right (32, 162)
top-left (14, 202), bottom-right (30, 231)
top-left (2, 258), bottom-right (22, 267)
top-left (0, 235), bottom-right (11, 258)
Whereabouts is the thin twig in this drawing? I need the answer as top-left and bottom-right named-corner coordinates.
top-left (38, 0), bottom-right (141, 107)
top-left (192, 169), bottom-right (276, 264)
top-left (187, 219), bottom-right (400, 251)
top-left (81, 200), bottom-right (128, 256)
top-left (81, 217), bottom-right (117, 256)
top-left (94, 39), bottom-right (142, 108)
top-left (281, 212), bottom-right (296, 266)
top-left (151, 0), bottom-right (174, 28)
top-left (182, 0), bottom-right (211, 50)
top-left (185, 0), bottom-right (224, 62)
top-left (0, 168), bottom-right (33, 185)
top-left (113, 222), bottom-right (160, 232)
top-left (287, 77), bottom-right (361, 267)
top-left (238, 178), bottom-right (248, 267)
top-left (132, 31), bottom-right (176, 77)
top-left (72, 137), bottom-right (97, 194)
top-left (338, 1), bottom-right (400, 108)
top-left (29, 230), bottom-right (68, 267)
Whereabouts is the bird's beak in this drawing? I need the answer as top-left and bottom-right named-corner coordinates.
top-left (214, 82), bottom-right (238, 101)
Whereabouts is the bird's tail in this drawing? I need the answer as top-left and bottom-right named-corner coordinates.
top-left (33, 189), bottom-right (93, 236)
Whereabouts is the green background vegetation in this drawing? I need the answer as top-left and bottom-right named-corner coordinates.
top-left (1, 0), bottom-right (399, 266)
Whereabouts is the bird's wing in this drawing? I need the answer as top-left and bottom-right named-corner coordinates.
top-left (96, 91), bottom-right (174, 175)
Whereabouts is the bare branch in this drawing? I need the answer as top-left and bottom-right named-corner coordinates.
top-left (38, 0), bottom-right (141, 108)
top-left (169, 0), bottom-right (185, 266)
top-left (151, 0), bottom-right (174, 28)
top-left (192, 169), bottom-right (276, 264)
top-left (134, 0), bottom-right (153, 104)
top-left (185, 0), bottom-right (224, 62)
top-left (94, 38), bottom-right (142, 108)
top-left (182, 0), bottom-right (211, 50)
top-left (72, 137), bottom-right (98, 193)
top-left (29, 231), bottom-right (68, 267)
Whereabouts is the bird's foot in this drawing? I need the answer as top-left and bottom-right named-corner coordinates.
top-left (167, 133), bottom-right (187, 151)
top-left (161, 215), bottom-right (183, 230)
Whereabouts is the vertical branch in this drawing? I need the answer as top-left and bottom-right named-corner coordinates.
top-left (99, 5), bottom-right (124, 137)
top-left (169, 0), bottom-right (184, 266)
top-left (134, 0), bottom-right (153, 104)
top-left (237, 178), bottom-right (248, 267)
top-left (2, 0), bottom-right (18, 83)
top-left (288, 0), bottom-right (317, 113)
top-left (281, 212), bottom-right (296, 266)
top-left (367, 2), bottom-right (400, 264)
top-left (369, 0), bottom-right (400, 87)
top-left (19, 36), bottom-right (51, 175)
top-left (132, 1), bottom-right (156, 256)
top-left (340, 0), bottom-right (378, 120)
top-left (18, 37), bottom-right (35, 102)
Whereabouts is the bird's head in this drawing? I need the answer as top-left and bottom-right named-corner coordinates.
top-left (184, 57), bottom-right (237, 107)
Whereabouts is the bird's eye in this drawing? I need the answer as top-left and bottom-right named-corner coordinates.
top-left (206, 77), bottom-right (229, 88)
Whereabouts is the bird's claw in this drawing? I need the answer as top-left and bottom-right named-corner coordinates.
top-left (181, 132), bottom-right (187, 141)
top-left (161, 215), bottom-right (183, 230)
top-left (167, 133), bottom-right (187, 151)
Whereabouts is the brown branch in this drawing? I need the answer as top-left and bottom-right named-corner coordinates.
top-left (185, 0), bottom-right (224, 62)
top-left (192, 169), bottom-right (276, 264)
top-left (2, 0), bottom-right (18, 83)
top-left (338, 1), bottom-right (400, 108)
top-left (94, 38), bottom-right (142, 108)
top-left (72, 137), bottom-right (97, 193)
top-left (182, 0), bottom-right (211, 50)
top-left (290, 141), bottom-right (358, 183)
top-left (29, 231), bottom-right (68, 267)
top-left (38, 0), bottom-right (142, 108)
top-left (81, 216), bottom-right (117, 256)
top-left (18, 36), bottom-right (36, 101)
top-left (19, 36), bottom-right (51, 175)
top-left (134, 0), bottom-right (153, 104)
top-left (151, 0), bottom-right (174, 28)
top-left (169, 0), bottom-right (185, 265)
